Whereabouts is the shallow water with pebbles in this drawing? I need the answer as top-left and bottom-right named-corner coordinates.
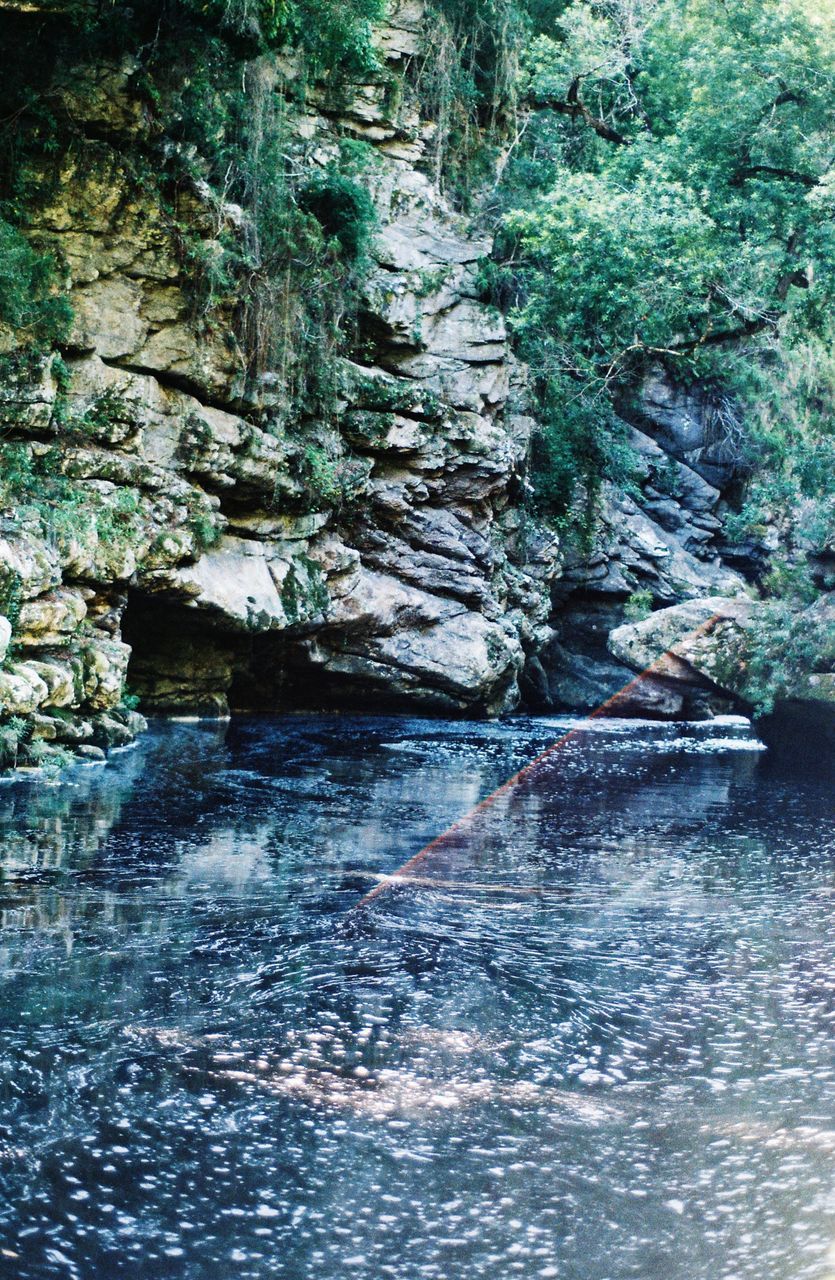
top-left (0, 714), bottom-right (832, 1279)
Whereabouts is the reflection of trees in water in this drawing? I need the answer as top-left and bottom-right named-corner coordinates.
top-left (0, 754), bottom-right (141, 878)
top-left (0, 722), bottom-right (230, 881)
top-left (0, 716), bottom-right (824, 1083)
top-left (0, 719), bottom-right (513, 1064)
top-left (344, 725), bottom-right (827, 1093)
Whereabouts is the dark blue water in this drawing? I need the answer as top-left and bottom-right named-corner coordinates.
top-left (0, 715), bottom-right (832, 1280)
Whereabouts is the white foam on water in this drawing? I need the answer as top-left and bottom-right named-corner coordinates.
top-left (164, 715), bottom-right (231, 723)
top-left (652, 734), bottom-right (767, 754)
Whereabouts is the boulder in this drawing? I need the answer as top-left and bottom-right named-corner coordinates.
top-left (539, 642), bottom-right (686, 718)
top-left (608, 596), bottom-right (755, 690)
top-left (608, 594), bottom-right (835, 741)
top-left (80, 637), bottom-right (131, 711)
top-left (21, 658), bottom-right (77, 707)
top-left (17, 589), bottom-right (88, 645)
top-left (0, 663), bottom-right (50, 715)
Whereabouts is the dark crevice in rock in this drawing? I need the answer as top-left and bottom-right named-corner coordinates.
top-left (123, 591), bottom-right (245, 717)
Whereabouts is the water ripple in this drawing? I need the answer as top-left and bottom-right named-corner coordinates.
top-left (0, 714), bottom-right (832, 1279)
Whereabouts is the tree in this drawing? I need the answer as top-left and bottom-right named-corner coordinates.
top-left (489, 0), bottom-right (835, 525)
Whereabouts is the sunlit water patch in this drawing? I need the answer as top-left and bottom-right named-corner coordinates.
top-left (0, 715), bottom-right (832, 1280)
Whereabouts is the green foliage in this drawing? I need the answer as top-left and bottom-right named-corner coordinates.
top-left (742, 595), bottom-right (831, 715)
top-left (301, 442), bottom-right (369, 511)
top-left (503, 170), bottom-right (718, 372)
top-left (519, 362), bottom-right (634, 531)
top-left (0, 442), bottom-right (48, 510)
top-left (279, 556), bottom-right (328, 622)
top-left (189, 509), bottom-right (223, 552)
top-left (624, 588), bottom-right (653, 622)
top-left (280, 0), bottom-right (385, 77)
top-left (649, 454), bottom-right (682, 499)
top-left (53, 386), bottom-right (134, 440)
top-left (0, 217), bottom-right (71, 348)
top-left (0, 442), bottom-right (148, 561)
top-left (298, 173), bottom-right (375, 262)
top-left (0, 564), bottom-right (23, 635)
top-left (155, 47), bottom-right (377, 414)
top-left (60, 0), bottom-right (383, 72)
top-left (419, 0), bottom-right (527, 202)
top-left (93, 487), bottom-right (142, 548)
top-left (480, 0), bottom-right (835, 539)
top-left (0, 0), bottom-right (381, 419)
top-left (719, 321), bottom-right (835, 557)
top-left (22, 738), bottom-right (74, 775)
top-left (760, 555), bottom-right (819, 607)
top-left (0, 716), bottom-right (27, 771)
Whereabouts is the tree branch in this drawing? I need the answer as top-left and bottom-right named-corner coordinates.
top-left (775, 267), bottom-right (810, 300)
top-left (527, 77), bottom-right (632, 146)
top-left (731, 164), bottom-right (819, 188)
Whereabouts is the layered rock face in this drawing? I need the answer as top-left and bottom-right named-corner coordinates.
top-left (530, 371), bottom-right (752, 717)
top-left (1, 2), bottom-right (827, 768)
top-left (0, 0), bottom-right (558, 763)
top-left (608, 595), bottom-right (835, 747)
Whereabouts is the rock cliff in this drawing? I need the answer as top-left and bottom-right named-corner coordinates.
top-left (527, 370), bottom-right (751, 717)
top-left (0, 0), bottom-right (827, 770)
top-left (0, 0), bottom-right (559, 766)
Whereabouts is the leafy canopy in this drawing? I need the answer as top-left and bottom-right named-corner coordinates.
top-left (486, 0), bottom-right (835, 526)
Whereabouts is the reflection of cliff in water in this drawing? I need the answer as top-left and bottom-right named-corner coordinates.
top-left (0, 716), bottom-right (769, 933)
top-left (0, 723), bottom-right (232, 940)
top-left (1, 715), bottom-right (834, 1280)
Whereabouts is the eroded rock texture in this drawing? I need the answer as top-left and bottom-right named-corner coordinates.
top-left (531, 373), bottom-right (752, 716)
top-left (2, 2), bottom-right (824, 765)
top-left (0, 0), bottom-right (558, 759)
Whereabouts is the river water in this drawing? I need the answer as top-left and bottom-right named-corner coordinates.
top-left (0, 715), bottom-right (832, 1280)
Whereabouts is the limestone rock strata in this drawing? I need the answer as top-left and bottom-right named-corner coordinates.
top-left (534, 379), bottom-right (751, 714)
top-left (0, 0), bottom-right (557, 765)
top-left (608, 595), bottom-right (835, 743)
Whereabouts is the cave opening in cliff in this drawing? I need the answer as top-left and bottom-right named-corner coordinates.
top-left (121, 591), bottom-right (245, 717)
top-left (121, 592), bottom-right (304, 717)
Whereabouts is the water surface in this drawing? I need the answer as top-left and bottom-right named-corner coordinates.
top-left (0, 715), bottom-right (833, 1280)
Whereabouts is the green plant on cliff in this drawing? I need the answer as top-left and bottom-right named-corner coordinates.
top-left (624, 588), bottom-right (653, 622)
top-left (301, 441), bottom-right (369, 511)
top-left (0, 717), bottom-right (27, 770)
top-left (720, 320), bottom-right (835, 558)
top-left (0, 442), bottom-right (150, 563)
top-left (298, 173), bottom-right (375, 262)
top-left (0, 565), bottom-right (23, 636)
top-left (742, 595), bottom-right (830, 716)
top-left (21, 738), bottom-right (74, 775)
top-left (150, 30), bottom-right (377, 416)
top-left (233, 123), bottom-right (376, 416)
top-left (0, 217), bottom-right (71, 349)
top-left (468, 0), bottom-right (835, 534)
top-left (0, 0), bottom-right (380, 419)
top-left (92, 487), bottom-right (142, 547)
top-left (524, 373), bottom-right (613, 536)
top-left (54, 0), bottom-right (383, 71)
top-left (417, 0), bottom-right (527, 203)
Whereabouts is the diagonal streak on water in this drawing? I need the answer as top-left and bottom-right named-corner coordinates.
top-left (0, 703), bottom-right (831, 1280)
top-left (354, 612), bottom-right (725, 910)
